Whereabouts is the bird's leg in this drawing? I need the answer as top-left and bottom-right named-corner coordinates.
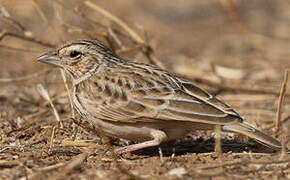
top-left (114, 129), bottom-right (168, 154)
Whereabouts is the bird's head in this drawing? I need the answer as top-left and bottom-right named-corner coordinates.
top-left (37, 39), bottom-right (121, 78)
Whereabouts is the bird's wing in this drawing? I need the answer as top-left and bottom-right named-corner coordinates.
top-left (79, 67), bottom-right (242, 124)
top-left (155, 79), bottom-right (242, 124)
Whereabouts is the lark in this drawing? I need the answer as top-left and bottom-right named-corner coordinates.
top-left (37, 39), bottom-right (281, 154)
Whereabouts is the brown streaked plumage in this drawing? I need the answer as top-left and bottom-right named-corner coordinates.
top-left (37, 39), bottom-right (282, 154)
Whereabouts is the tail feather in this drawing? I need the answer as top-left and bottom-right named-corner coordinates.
top-left (222, 122), bottom-right (282, 151)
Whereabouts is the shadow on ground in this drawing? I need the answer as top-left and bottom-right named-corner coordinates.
top-left (129, 138), bottom-right (276, 156)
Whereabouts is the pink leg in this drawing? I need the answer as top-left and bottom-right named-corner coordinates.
top-left (114, 130), bottom-right (168, 154)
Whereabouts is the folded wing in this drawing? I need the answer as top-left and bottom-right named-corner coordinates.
top-left (79, 68), bottom-right (242, 125)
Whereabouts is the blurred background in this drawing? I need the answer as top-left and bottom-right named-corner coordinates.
top-left (0, 0), bottom-right (289, 179)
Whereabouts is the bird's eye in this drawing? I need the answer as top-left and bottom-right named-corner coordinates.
top-left (69, 51), bottom-right (82, 58)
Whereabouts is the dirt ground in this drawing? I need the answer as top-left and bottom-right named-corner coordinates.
top-left (0, 0), bottom-right (290, 179)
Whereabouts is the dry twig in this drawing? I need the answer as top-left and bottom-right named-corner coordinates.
top-left (84, 1), bottom-right (144, 44)
top-left (84, 0), bottom-right (165, 69)
top-left (275, 69), bottom-right (289, 133)
top-left (214, 125), bottom-right (223, 161)
top-left (0, 31), bottom-right (54, 47)
top-left (36, 84), bottom-right (63, 128)
top-left (19, 163), bottom-right (65, 180)
top-left (0, 69), bottom-right (51, 83)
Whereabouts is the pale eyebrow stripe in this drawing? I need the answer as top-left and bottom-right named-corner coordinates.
top-left (60, 42), bottom-right (90, 50)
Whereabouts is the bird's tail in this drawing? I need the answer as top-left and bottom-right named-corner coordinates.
top-left (222, 122), bottom-right (282, 151)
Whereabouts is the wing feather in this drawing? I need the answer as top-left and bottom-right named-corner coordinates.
top-left (76, 67), bottom-right (242, 124)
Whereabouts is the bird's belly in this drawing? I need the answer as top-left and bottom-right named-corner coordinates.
top-left (97, 120), bottom-right (155, 142)
top-left (92, 119), bottom-right (215, 142)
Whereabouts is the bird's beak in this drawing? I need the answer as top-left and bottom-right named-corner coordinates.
top-left (36, 51), bottom-right (62, 67)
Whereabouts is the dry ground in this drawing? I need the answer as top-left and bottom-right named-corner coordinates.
top-left (0, 0), bottom-right (290, 179)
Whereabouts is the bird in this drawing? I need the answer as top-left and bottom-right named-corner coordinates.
top-left (36, 39), bottom-right (282, 154)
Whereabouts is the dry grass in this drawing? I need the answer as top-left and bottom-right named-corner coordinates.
top-left (0, 0), bottom-right (289, 179)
